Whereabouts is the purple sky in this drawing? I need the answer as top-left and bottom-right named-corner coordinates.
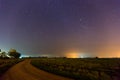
top-left (0, 0), bottom-right (120, 57)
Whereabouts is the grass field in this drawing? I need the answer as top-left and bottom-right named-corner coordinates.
top-left (31, 58), bottom-right (120, 80)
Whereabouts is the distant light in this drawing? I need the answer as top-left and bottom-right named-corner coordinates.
top-left (80, 55), bottom-right (84, 58)
top-left (65, 52), bottom-right (79, 58)
top-left (20, 55), bottom-right (30, 58)
top-left (79, 53), bottom-right (92, 58)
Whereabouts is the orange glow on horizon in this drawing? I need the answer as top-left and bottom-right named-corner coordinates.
top-left (65, 52), bottom-right (79, 58)
top-left (98, 51), bottom-right (120, 58)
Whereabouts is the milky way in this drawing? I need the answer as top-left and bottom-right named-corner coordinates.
top-left (0, 0), bottom-right (120, 57)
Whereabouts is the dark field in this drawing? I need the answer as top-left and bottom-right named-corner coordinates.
top-left (0, 58), bottom-right (120, 80)
top-left (31, 58), bottom-right (120, 80)
top-left (0, 59), bottom-right (23, 76)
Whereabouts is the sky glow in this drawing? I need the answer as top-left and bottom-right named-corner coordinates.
top-left (0, 0), bottom-right (120, 58)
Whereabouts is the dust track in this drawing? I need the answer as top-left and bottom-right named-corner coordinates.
top-left (1, 60), bottom-right (73, 80)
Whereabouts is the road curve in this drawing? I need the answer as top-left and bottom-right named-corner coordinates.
top-left (1, 60), bottom-right (73, 80)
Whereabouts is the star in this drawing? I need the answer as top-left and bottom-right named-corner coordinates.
top-left (80, 18), bottom-right (82, 22)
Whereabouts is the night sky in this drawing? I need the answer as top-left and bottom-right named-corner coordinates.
top-left (0, 0), bottom-right (120, 58)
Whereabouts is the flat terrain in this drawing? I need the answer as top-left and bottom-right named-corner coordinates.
top-left (1, 60), bottom-right (73, 80)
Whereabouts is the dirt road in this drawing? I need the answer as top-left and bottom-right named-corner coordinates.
top-left (1, 60), bottom-right (73, 80)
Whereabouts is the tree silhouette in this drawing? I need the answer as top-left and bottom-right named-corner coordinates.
top-left (8, 49), bottom-right (21, 58)
top-left (0, 50), bottom-right (9, 59)
top-left (1, 52), bottom-right (7, 57)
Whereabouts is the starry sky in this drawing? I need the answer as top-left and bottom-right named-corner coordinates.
top-left (0, 0), bottom-right (120, 58)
